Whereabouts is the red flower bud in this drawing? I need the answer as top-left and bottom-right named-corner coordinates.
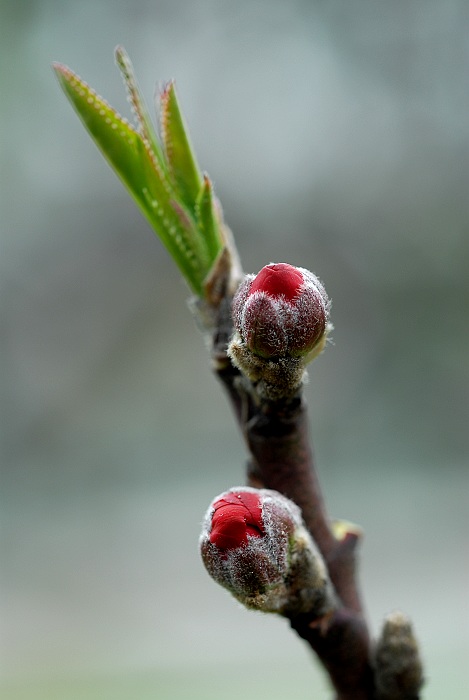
top-left (209, 491), bottom-right (264, 550)
top-left (232, 263), bottom-right (329, 359)
top-left (200, 487), bottom-right (335, 616)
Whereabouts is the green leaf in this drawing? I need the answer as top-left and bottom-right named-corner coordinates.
top-left (53, 62), bottom-right (207, 294)
top-left (135, 136), bottom-right (209, 291)
top-left (114, 46), bottom-right (166, 173)
top-left (159, 80), bottom-right (203, 212)
top-left (196, 174), bottom-right (224, 262)
top-left (53, 51), bottom-right (228, 297)
top-left (53, 63), bottom-right (149, 200)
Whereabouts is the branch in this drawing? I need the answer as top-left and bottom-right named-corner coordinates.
top-left (211, 294), bottom-right (375, 699)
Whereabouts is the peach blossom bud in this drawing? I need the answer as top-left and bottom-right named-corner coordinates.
top-left (232, 263), bottom-right (329, 359)
top-left (200, 487), bottom-right (335, 616)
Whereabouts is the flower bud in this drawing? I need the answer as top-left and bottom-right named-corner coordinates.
top-left (228, 263), bottom-right (330, 399)
top-left (232, 263), bottom-right (329, 360)
top-left (200, 487), bottom-right (335, 617)
top-left (374, 611), bottom-right (424, 700)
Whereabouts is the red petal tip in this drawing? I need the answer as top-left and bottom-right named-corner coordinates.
top-left (210, 491), bottom-right (263, 550)
top-left (249, 263), bottom-right (303, 302)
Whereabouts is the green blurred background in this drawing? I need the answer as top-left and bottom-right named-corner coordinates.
top-left (1, 1), bottom-right (468, 698)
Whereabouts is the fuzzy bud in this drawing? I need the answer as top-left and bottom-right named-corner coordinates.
top-left (228, 263), bottom-right (330, 398)
top-left (374, 611), bottom-right (424, 700)
top-left (232, 263), bottom-right (329, 359)
top-left (200, 487), bottom-right (335, 617)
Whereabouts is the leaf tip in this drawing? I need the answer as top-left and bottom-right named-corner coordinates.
top-left (158, 79), bottom-right (173, 105)
top-left (114, 44), bottom-right (129, 71)
top-left (52, 63), bottom-right (82, 96)
top-left (52, 62), bottom-right (70, 80)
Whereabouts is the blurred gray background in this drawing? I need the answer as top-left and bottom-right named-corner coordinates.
top-left (1, 1), bottom-right (468, 698)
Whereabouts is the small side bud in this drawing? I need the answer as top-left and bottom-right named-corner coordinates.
top-left (374, 611), bottom-right (424, 700)
top-left (228, 263), bottom-right (331, 398)
top-left (331, 519), bottom-right (364, 552)
top-left (200, 487), bottom-right (335, 617)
